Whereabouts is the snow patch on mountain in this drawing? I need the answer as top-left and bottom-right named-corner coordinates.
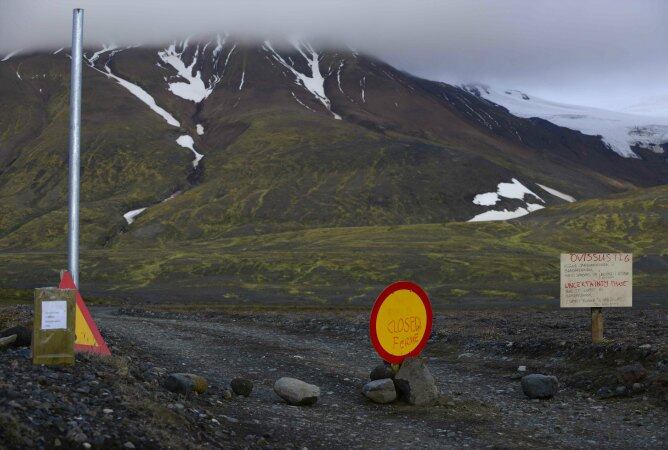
top-left (536, 184), bottom-right (575, 202)
top-left (123, 207), bottom-right (147, 225)
top-left (462, 84), bottom-right (668, 158)
top-left (176, 135), bottom-right (204, 167)
top-left (97, 61), bottom-right (181, 127)
top-left (159, 42), bottom-right (213, 103)
top-left (86, 45), bottom-right (118, 64)
top-left (1, 49), bottom-right (21, 62)
top-left (469, 203), bottom-right (544, 222)
top-left (291, 92), bottom-right (314, 111)
top-left (473, 178), bottom-right (543, 206)
top-left (263, 40), bottom-right (341, 120)
top-left (336, 61), bottom-right (345, 94)
top-left (470, 178), bottom-right (545, 222)
top-left (196, 124), bottom-right (204, 135)
top-left (472, 192), bottom-right (499, 206)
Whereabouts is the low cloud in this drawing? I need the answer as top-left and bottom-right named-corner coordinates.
top-left (1, 0), bottom-right (666, 109)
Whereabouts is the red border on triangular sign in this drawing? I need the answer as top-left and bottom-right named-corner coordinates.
top-left (59, 271), bottom-right (111, 356)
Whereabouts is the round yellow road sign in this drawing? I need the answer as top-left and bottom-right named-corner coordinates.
top-left (370, 281), bottom-right (432, 364)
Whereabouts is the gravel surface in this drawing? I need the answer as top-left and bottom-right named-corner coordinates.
top-left (1, 305), bottom-right (666, 449)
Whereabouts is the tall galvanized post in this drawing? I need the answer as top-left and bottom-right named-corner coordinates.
top-left (68, 9), bottom-right (84, 287)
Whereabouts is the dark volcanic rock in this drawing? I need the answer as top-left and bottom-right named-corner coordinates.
top-left (230, 378), bottom-right (253, 397)
top-left (617, 363), bottom-right (648, 385)
top-left (393, 357), bottom-right (439, 406)
top-left (370, 364), bottom-right (395, 381)
top-left (164, 373), bottom-right (208, 395)
top-left (521, 374), bottom-right (558, 399)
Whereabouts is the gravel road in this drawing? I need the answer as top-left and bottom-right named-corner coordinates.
top-left (95, 307), bottom-right (667, 449)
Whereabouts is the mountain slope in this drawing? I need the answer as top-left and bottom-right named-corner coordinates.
top-left (0, 38), bottom-right (665, 252)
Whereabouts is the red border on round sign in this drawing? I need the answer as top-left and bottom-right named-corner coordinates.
top-left (369, 281), bottom-right (433, 364)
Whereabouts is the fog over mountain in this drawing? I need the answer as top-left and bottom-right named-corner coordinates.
top-left (1, 0), bottom-right (666, 110)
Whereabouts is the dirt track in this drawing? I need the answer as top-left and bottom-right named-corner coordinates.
top-left (95, 307), bottom-right (667, 449)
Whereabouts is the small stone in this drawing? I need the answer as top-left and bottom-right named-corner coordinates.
top-left (273, 377), bottom-right (320, 406)
top-left (124, 442), bottom-right (136, 449)
top-left (231, 378), bottom-right (253, 397)
top-left (83, 444), bottom-right (91, 449)
top-left (164, 373), bottom-right (208, 395)
top-left (597, 387), bottom-right (614, 399)
top-left (517, 365), bottom-right (527, 372)
top-left (617, 363), bottom-right (647, 385)
top-left (394, 357), bottom-right (439, 406)
top-left (370, 364), bottom-right (395, 381)
top-left (102, 408), bottom-right (113, 414)
top-left (222, 389), bottom-right (233, 400)
top-left (638, 344), bottom-right (652, 350)
top-left (173, 402), bottom-right (185, 410)
top-left (632, 383), bottom-right (643, 392)
top-left (521, 374), bottom-right (558, 399)
top-left (363, 378), bottom-right (397, 403)
top-left (222, 415), bottom-right (239, 423)
top-left (54, 438), bottom-right (62, 447)
top-left (615, 385), bottom-right (627, 396)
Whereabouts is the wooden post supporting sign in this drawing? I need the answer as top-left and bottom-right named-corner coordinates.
top-left (591, 307), bottom-right (603, 343)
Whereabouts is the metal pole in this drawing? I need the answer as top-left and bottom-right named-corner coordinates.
top-left (68, 9), bottom-right (84, 287)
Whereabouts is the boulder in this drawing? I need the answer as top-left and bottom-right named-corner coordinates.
top-left (617, 363), bottom-right (647, 385)
top-left (164, 373), bottom-right (208, 395)
top-left (273, 377), bottom-right (320, 406)
top-left (521, 374), bottom-right (558, 399)
top-left (370, 364), bottom-right (395, 381)
top-left (363, 378), bottom-right (397, 404)
top-left (0, 326), bottom-right (31, 347)
top-left (0, 334), bottom-right (17, 349)
top-left (230, 378), bottom-right (253, 397)
top-left (393, 357), bottom-right (439, 406)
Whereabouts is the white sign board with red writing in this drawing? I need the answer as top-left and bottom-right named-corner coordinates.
top-left (560, 253), bottom-right (632, 308)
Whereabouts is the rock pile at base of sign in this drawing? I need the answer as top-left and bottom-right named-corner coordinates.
top-left (363, 357), bottom-right (439, 406)
top-left (273, 377), bottom-right (320, 406)
top-left (521, 374), bottom-right (558, 399)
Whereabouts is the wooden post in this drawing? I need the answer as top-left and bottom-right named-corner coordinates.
top-left (591, 307), bottom-right (603, 343)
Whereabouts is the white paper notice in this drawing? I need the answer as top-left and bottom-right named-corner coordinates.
top-left (41, 300), bottom-right (68, 330)
top-left (560, 253), bottom-right (632, 308)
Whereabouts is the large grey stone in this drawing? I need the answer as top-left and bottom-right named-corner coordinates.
top-left (393, 357), bottom-right (439, 405)
top-left (273, 377), bottom-right (320, 406)
top-left (521, 374), bottom-right (558, 399)
top-left (363, 378), bottom-right (397, 403)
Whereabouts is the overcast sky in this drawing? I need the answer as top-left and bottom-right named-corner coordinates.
top-left (1, 0), bottom-right (666, 110)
